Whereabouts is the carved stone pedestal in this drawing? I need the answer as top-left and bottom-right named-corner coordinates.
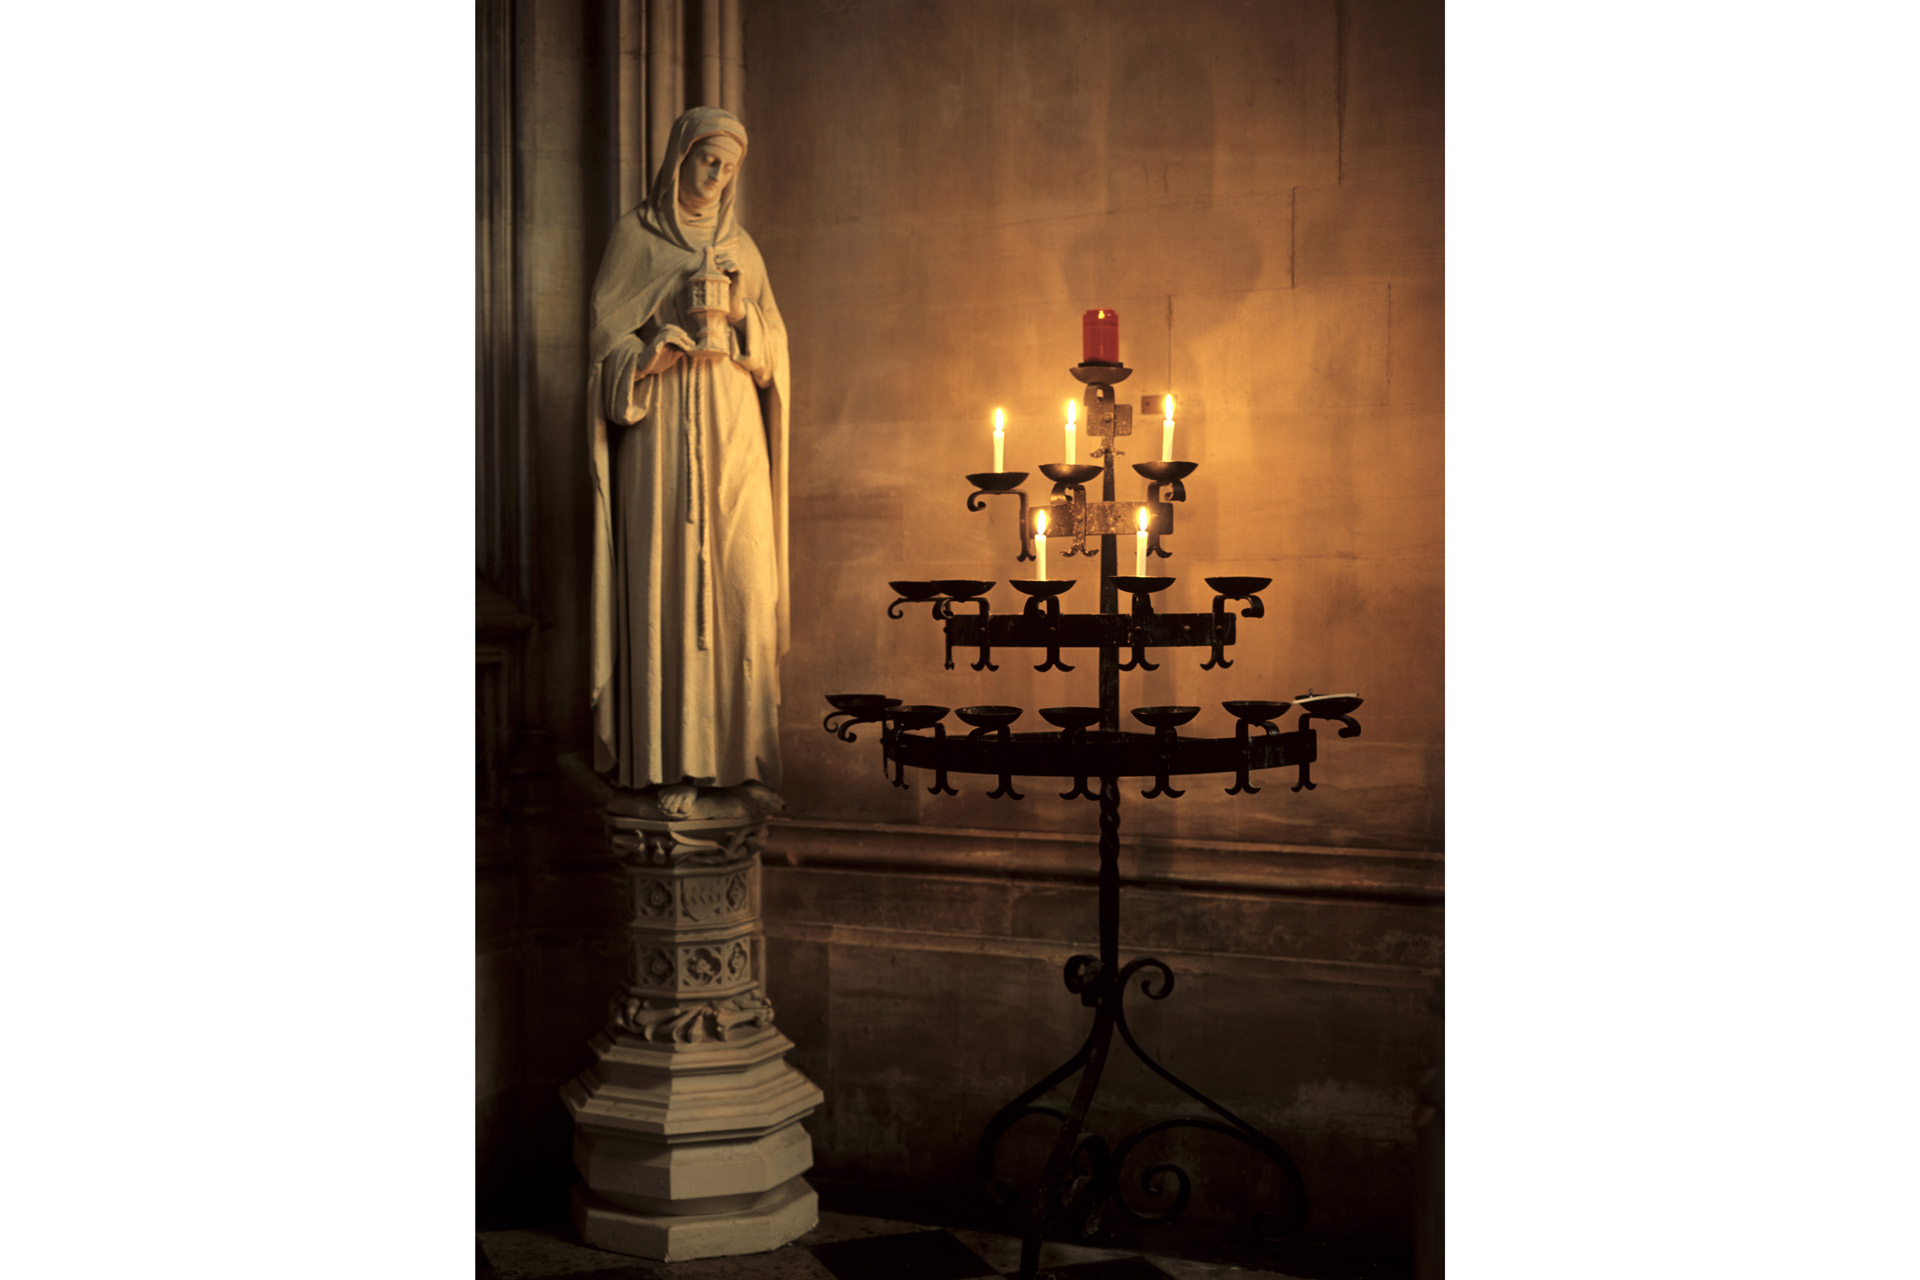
top-left (564, 808), bottom-right (824, 1262)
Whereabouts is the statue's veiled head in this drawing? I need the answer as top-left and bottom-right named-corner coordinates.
top-left (678, 132), bottom-right (742, 215)
top-left (649, 106), bottom-right (750, 249)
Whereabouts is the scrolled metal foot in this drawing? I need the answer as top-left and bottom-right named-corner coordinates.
top-left (1117, 955), bottom-right (1174, 1000)
top-left (1059, 776), bottom-right (1098, 802)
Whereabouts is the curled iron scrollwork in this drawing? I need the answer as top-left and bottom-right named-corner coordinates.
top-left (975, 947), bottom-right (1306, 1250)
top-left (824, 710), bottom-right (887, 743)
top-left (1117, 956), bottom-right (1174, 1001)
top-left (1063, 954), bottom-right (1104, 1003)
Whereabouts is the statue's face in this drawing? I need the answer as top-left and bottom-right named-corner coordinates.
top-left (678, 139), bottom-right (741, 213)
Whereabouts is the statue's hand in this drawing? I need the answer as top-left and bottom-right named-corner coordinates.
top-left (714, 251), bottom-right (749, 324)
top-left (657, 323), bottom-right (695, 351)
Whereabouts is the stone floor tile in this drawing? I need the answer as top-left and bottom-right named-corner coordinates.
top-left (1036, 1240), bottom-right (1140, 1267)
top-left (1039, 1257), bottom-right (1178, 1278)
top-left (796, 1209), bottom-right (934, 1246)
top-left (479, 1227), bottom-right (834, 1280)
top-left (478, 1227), bottom-right (662, 1279)
top-left (808, 1229), bottom-right (998, 1280)
top-left (1147, 1258), bottom-right (1299, 1280)
top-left (944, 1227), bottom-right (1026, 1274)
top-left (650, 1245), bottom-right (835, 1279)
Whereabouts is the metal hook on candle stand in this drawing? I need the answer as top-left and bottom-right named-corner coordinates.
top-left (1287, 708), bottom-right (1316, 792)
top-left (965, 473), bottom-right (1035, 564)
top-left (1013, 583), bottom-right (1075, 673)
top-left (1291, 753), bottom-right (1315, 792)
top-left (1132, 707), bottom-right (1198, 799)
top-left (1060, 773), bottom-right (1098, 802)
top-left (822, 695), bottom-right (901, 744)
top-left (1132, 462), bottom-right (1193, 562)
top-left (987, 770), bottom-right (1024, 800)
top-left (1225, 716), bottom-right (1282, 796)
top-left (823, 709), bottom-right (880, 742)
top-left (883, 705), bottom-right (951, 791)
top-left (935, 589), bottom-right (997, 673)
top-left (885, 580), bottom-right (944, 621)
top-left (977, 727), bottom-right (1025, 801)
top-left (1295, 692), bottom-right (1365, 740)
top-left (1114, 576), bottom-right (1172, 673)
top-left (1200, 577), bottom-right (1271, 671)
top-left (1040, 708), bottom-right (1102, 802)
top-left (885, 717), bottom-right (909, 788)
top-left (1143, 725), bottom-right (1185, 799)
top-left (924, 722), bottom-right (957, 797)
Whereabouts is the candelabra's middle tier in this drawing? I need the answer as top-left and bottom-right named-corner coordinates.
top-left (942, 610), bottom-right (1229, 652)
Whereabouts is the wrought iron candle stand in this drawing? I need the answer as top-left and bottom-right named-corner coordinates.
top-left (822, 361), bottom-right (1364, 1280)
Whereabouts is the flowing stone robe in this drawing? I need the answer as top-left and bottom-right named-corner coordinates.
top-left (588, 107), bottom-right (790, 792)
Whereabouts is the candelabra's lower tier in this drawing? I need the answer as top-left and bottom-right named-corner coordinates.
top-left (887, 727), bottom-right (1311, 778)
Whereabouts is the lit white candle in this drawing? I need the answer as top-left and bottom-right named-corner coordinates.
top-left (994, 407), bottom-right (1005, 472)
top-left (1135, 506), bottom-right (1149, 576)
top-left (1034, 509), bottom-right (1048, 581)
top-left (1161, 393), bottom-right (1175, 462)
top-left (1064, 400), bottom-right (1077, 465)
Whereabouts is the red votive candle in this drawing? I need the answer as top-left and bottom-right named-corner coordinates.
top-left (1082, 309), bottom-right (1119, 364)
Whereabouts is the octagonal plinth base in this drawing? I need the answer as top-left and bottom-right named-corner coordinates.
top-left (572, 1174), bottom-right (817, 1262)
top-left (574, 1117), bottom-right (816, 1209)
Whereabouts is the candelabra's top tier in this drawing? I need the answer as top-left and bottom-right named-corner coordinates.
top-left (1071, 362), bottom-right (1132, 385)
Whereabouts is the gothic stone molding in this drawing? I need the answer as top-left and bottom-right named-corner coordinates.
top-left (606, 813), bottom-right (768, 868)
top-left (612, 990), bottom-right (775, 1044)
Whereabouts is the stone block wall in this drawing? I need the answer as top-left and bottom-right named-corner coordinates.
top-left (746, 0), bottom-right (1443, 853)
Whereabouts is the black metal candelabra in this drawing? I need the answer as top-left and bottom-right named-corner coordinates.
top-left (822, 361), bottom-right (1365, 1280)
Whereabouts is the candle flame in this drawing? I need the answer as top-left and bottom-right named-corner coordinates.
top-left (1137, 507), bottom-right (1150, 534)
top-left (994, 407), bottom-right (1005, 433)
top-left (1035, 509), bottom-right (1048, 536)
top-left (1163, 393), bottom-right (1175, 422)
top-left (1065, 400), bottom-right (1076, 426)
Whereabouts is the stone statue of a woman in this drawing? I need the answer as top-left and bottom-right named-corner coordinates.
top-left (587, 106), bottom-right (788, 819)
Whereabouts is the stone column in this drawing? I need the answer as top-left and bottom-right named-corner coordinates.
top-left (564, 805), bottom-right (824, 1262)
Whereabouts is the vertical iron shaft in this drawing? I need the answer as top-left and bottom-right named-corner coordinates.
top-left (1099, 385), bottom-right (1118, 732)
